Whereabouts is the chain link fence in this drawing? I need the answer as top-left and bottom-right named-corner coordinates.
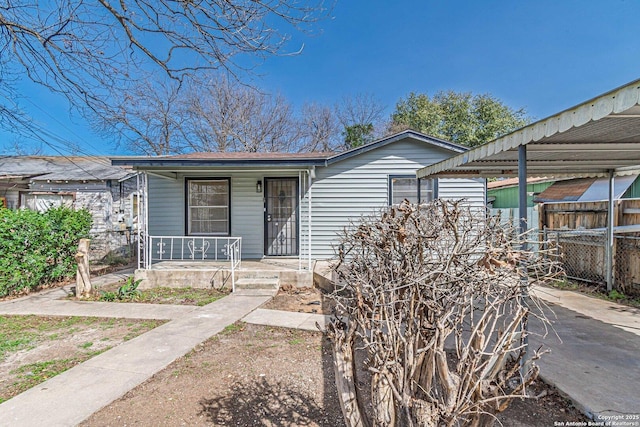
top-left (540, 228), bottom-right (640, 296)
top-left (615, 235), bottom-right (640, 296)
top-left (542, 229), bottom-right (607, 285)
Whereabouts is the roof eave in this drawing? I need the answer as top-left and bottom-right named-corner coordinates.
top-left (111, 158), bottom-right (328, 169)
top-left (326, 130), bottom-right (467, 165)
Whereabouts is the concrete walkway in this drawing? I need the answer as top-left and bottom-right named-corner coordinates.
top-left (530, 286), bottom-right (640, 421)
top-left (0, 271), bottom-right (275, 427)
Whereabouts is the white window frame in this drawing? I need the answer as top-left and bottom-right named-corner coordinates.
top-left (186, 178), bottom-right (230, 236)
top-left (388, 175), bottom-right (437, 205)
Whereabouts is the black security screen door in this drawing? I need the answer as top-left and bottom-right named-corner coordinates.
top-left (264, 178), bottom-right (299, 256)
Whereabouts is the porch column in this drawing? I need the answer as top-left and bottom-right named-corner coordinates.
top-left (299, 170), bottom-right (302, 271)
top-left (308, 169), bottom-right (314, 271)
top-left (136, 173), bottom-right (142, 270)
top-left (606, 170), bottom-right (615, 292)
top-left (518, 144), bottom-right (529, 377)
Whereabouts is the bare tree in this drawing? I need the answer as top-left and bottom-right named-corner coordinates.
top-left (327, 200), bottom-right (561, 426)
top-left (298, 102), bottom-right (340, 152)
top-left (183, 76), bottom-right (300, 153)
top-left (335, 93), bottom-right (386, 148)
top-left (94, 78), bottom-right (186, 155)
top-left (0, 0), bottom-right (330, 135)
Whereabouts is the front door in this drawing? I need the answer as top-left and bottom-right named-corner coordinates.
top-left (264, 178), bottom-right (299, 256)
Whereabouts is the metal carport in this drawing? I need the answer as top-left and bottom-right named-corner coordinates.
top-left (417, 78), bottom-right (640, 290)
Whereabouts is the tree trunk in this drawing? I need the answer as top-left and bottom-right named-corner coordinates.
top-left (75, 239), bottom-right (92, 297)
top-left (371, 370), bottom-right (396, 426)
top-left (331, 326), bottom-right (367, 427)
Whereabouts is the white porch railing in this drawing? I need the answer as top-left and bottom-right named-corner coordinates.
top-left (145, 236), bottom-right (242, 289)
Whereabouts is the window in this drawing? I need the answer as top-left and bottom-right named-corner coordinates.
top-left (187, 179), bottom-right (230, 235)
top-left (21, 193), bottom-right (74, 212)
top-left (389, 176), bottom-right (436, 205)
top-left (129, 193), bottom-right (140, 229)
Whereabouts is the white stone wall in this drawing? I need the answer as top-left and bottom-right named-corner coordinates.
top-left (72, 177), bottom-right (138, 261)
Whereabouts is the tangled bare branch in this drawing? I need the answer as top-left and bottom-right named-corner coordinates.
top-left (327, 200), bottom-right (562, 427)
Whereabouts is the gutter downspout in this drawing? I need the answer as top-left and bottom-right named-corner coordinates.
top-left (136, 173), bottom-right (142, 270)
top-left (298, 170), bottom-right (302, 271)
top-left (144, 173), bottom-right (150, 270)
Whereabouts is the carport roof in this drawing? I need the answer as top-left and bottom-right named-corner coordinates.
top-left (417, 79), bottom-right (640, 179)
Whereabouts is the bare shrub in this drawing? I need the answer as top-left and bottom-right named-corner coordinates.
top-left (327, 200), bottom-right (560, 426)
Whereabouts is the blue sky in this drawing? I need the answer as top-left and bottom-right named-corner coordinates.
top-left (3, 0), bottom-right (640, 155)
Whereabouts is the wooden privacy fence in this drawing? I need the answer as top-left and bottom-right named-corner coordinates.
top-left (538, 199), bottom-right (640, 230)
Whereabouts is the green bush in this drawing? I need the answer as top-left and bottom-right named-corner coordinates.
top-left (99, 276), bottom-right (142, 302)
top-left (0, 206), bottom-right (92, 297)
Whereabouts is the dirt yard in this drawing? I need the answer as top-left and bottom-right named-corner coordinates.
top-left (0, 316), bottom-right (164, 403)
top-left (82, 287), bottom-right (588, 426)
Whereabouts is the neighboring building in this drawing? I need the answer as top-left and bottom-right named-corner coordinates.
top-left (534, 174), bottom-right (640, 203)
top-left (487, 175), bottom-right (640, 208)
top-left (113, 130), bottom-right (486, 267)
top-left (0, 156), bottom-right (139, 260)
top-left (487, 177), bottom-right (555, 208)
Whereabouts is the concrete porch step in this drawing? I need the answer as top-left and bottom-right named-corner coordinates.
top-left (234, 277), bottom-right (280, 290)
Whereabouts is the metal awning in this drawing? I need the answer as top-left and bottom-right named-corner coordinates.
top-left (417, 79), bottom-right (640, 179)
top-left (417, 78), bottom-right (640, 292)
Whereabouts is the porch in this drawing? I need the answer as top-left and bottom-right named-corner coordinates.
top-left (134, 258), bottom-right (320, 291)
top-left (135, 234), bottom-right (321, 291)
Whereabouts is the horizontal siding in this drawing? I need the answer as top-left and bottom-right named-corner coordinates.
top-left (309, 140), bottom-right (447, 259)
top-left (148, 175), bottom-right (184, 236)
top-left (438, 178), bottom-right (486, 207)
top-left (230, 176), bottom-right (264, 258)
top-left (307, 140), bottom-right (485, 259)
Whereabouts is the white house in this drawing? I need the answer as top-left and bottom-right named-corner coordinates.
top-left (113, 130), bottom-right (485, 287)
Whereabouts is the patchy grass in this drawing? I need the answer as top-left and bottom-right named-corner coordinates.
top-left (75, 285), bottom-right (229, 306)
top-left (136, 287), bottom-right (228, 306)
top-left (0, 315), bottom-right (165, 403)
top-left (7, 359), bottom-right (80, 401)
top-left (0, 316), bottom-right (92, 361)
top-left (221, 322), bottom-right (245, 335)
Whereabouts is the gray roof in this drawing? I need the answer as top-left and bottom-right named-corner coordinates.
top-left (111, 130), bottom-right (468, 169)
top-left (0, 156), bottom-right (133, 182)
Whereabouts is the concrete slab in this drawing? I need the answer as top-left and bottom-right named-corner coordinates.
top-left (532, 285), bottom-right (640, 336)
top-left (235, 277), bottom-right (280, 290)
top-left (233, 288), bottom-right (278, 297)
top-left (0, 299), bottom-right (197, 319)
top-left (530, 303), bottom-right (640, 420)
top-left (81, 328), bottom-right (209, 373)
top-left (0, 301), bottom-right (194, 320)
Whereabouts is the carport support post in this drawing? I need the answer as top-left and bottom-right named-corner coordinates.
top-left (606, 170), bottom-right (615, 292)
top-left (518, 145), bottom-right (530, 379)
